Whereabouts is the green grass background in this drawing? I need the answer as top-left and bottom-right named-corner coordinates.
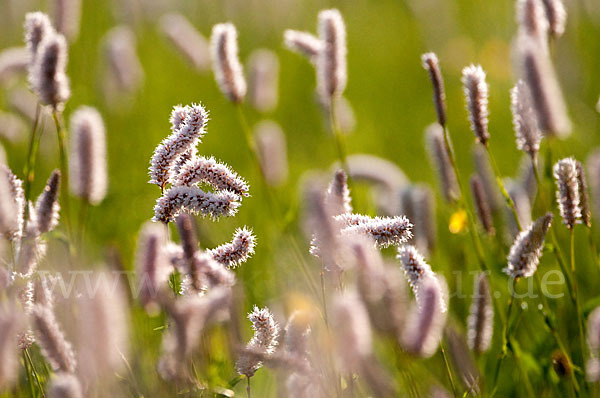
top-left (1, 0), bottom-right (600, 396)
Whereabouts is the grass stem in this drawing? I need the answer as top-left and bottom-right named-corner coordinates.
top-left (52, 111), bottom-right (71, 240)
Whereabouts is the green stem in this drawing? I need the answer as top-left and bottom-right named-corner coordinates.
top-left (440, 341), bottom-right (458, 397)
top-left (493, 280), bottom-right (516, 393)
top-left (534, 273), bottom-right (580, 394)
top-left (329, 98), bottom-right (350, 178)
top-left (24, 348), bottom-right (44, 397)
top-left (485, 145), bottom-right (522, 231)
top-left (52, 111), bottom-right (71, 240)
top-left (22, 350), bottom-right (35, 398)
top-left (570, 229), bottom-right (587, 372)
top-left (23, 103), bottom-right (42, 205)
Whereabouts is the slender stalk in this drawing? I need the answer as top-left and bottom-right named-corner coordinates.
top-left (329, 98), bottom-right (350, 178)
top-left (78, 199), bottom-right (90, 253)
top-left (440, 341), bottom-right (458, 397)
top-left (492, 280), bottom-right (516, 392)
top-left (485, 145), bottom-right (522, 230)
top-left (235, 105), bottom-right (262, 178)
top-left (570, 229), bottom-right (587, 370)
top-left (22, 350), bottom-right (35, 398)
top-left (534, 273), bottom-right (580, 393)
top-left (24, 348), bottom-right (44, 397)
top-left (246, 376), bottom-right (251, 398)
top-left (23, 103), bottom-right (42, 204)
top-left (52, 111), bottom-right (71, 239)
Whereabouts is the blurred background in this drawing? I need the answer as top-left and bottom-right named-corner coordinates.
top-left (1, 0), bottom-right (600, 396)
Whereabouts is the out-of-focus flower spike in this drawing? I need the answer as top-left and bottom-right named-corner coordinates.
top-left (0, 48), bottom-right (29, 85)
top-left (51, 0), bottom-right (81, 41)
top-left (467, 273), bottom-right (493, 353)
top-left (426, 123), bottom-right (459, 202)
top-left (283, 30), bottom-right (322, 61)
top-left (248, 49), bottom-right (279, 113)
top-left (517, 34), bottom-right (571, 137)
top-left (32, 304), bottom-right (76, 373)
top-left (400, 184), bottom-right (436, 254)
top-left (316, 9), bottom-right (347, 104)
top-left (31, 32), bottom-right (70, 110)
top-left (35, 170), bottom-right (61, 234)
top-left (0, 307), bottom-right (21, 389)
top-left (69, 106), bottom-right (107, 205)
top-left (325, 169), bottom-right (352, 215)
top-left (24, 13), bottom-right (54, 78)
top-left (587, 150), bottom-right (600, 225)
top-left (421, 52), bottom-right (447, 127)
top-left (210, 23), bottom-right (246, 104)
top-left (517, 0), bottom-right (549, 46)
top-left (255, 120), bottom-right (288, 187)
top-left (135, 222), bottom-right (169, 312)
top-left (159, 13), bottom-right (210, 72)
top-left (103, 26), bottom-right (144, 94)
top-left (461, 64), bottom-right (490, 146)
top-left (47, 373), bottom-right (82, 398)
top-left (470, 175), bottom-right (495, 235)
top-left (331, 290), bottom-right (372, 370)
top-left (575, 160), bottom-right (591, 227)
top-left (541, 0), bottom-right (566, 39)
top-left (0, 166), bottom-right (19, 240)
top-left (401, 275), bottom-right (448, 357)
top-left (76, 272), bottom-right (129, 385)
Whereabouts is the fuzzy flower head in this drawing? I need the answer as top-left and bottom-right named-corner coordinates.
top-left (236, 306), bottom-right (280, 377)
top-left (541, 0), bottom-right (566, 39)
top-left (34, 170), bottom-right (61, 234)
top-left (325, 169), bottom-right (352, 215)
top-left (421, 52), bottom-right (447, 127)
top-left (153, 186), bottom-right (240, 223)
top-left (504, 212), bottom-right (553, 279)
top-left (172, 156), bottom-right (249, 197)
top-left (149, 103), bottom-right (209, 189)
top-left (511, 80), bottom-right (542, 159)
top-left (24, 12), bottom-right (54, 67)
top-left (31, 32), bottom-right (70, 110)
top-left (397, 245), bottom-right (447, 313)
top-left (210, 23), bottom-right (246, 103)
top-left (554, 157), bottom-right (582, 229)
top-left (575, 160), bottom-right (592, 228)
top-left (462, 64), bottom-right (490, 145)
top-left (517, 0), bottom-right (550, 42)
top-left (208, 227), bottom-right (256, 268)
top-left (316, 9), bottom-right (347, 102)
top-left (337, 213), bottom-right (413, 248)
